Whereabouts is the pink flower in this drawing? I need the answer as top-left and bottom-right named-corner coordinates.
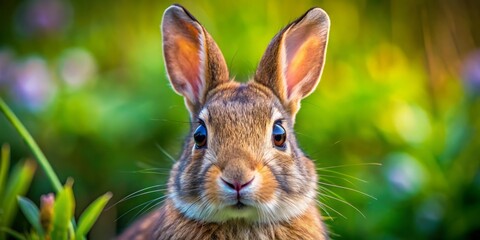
top-left (40, 193), bottom-right (55, 234)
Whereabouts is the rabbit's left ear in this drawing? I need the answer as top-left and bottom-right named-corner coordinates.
top-left (255, 8), bottom-right (330, 116)
top-left (162, 5), bottom-right (229, 115)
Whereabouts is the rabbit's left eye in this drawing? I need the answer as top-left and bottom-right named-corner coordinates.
top-left (194, 123), bottom-right (207, 148)
top-left (272, 122), bottom-right (286, 149)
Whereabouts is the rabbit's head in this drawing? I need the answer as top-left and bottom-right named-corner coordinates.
top-left (162, 5), bottom-right (329, 224)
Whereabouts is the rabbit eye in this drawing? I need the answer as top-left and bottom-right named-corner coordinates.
top-left (194, 124), bottom-right (207, 148)
top-left (272, 122), bottom-right (286, 149)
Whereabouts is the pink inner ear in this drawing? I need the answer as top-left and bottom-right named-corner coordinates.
top-left (164, 18), bottom-right (205, 100)
top-left (174, 36), bottom-right (202, 97)
top-left (284, 24), bottom-right (322, 97)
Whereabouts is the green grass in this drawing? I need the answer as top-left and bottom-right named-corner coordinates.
top-left (1, 98), bottom-right (112, 239)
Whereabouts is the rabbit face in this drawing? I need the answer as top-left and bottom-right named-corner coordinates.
top-left (169, 81), bottom-right (318, 223)
top-left (162, 4), bottom-right (329, 225)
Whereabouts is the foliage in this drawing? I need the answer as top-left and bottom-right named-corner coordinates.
top-left (0, 144), bottom-right (36, 239)
top-left (1, 95), bottom-right (112, 238)
top-left (17, 182), bottom-right (112, 240)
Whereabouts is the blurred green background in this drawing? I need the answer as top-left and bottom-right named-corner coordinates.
top-left (1, 0), bottom-right (480, 239)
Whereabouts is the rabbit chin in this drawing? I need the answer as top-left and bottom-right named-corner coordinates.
top-left (170, 192), bottom-right (314, 224)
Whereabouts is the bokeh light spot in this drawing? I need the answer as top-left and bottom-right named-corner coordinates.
top-left (59, 48), bottom-right (97, 89)
top-left (385, 152), bottom-right (426, 199)
top-left (393, 103), bottom-right (431, 145)
top-left (14, 56), bottom-right (56, 111)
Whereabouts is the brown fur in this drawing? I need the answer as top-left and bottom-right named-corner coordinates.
top-left (121, 200), bottom-right (327, 240)
top-left (119, 4), bottom-right (330, 239)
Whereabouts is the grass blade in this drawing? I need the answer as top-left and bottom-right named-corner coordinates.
top-left (75, 192), bottom-right (112, 240)
top-left (0, 97), bottom-right (62, 192)
top-left (0, 97), bottom-right (75, 233)
top-left (0, 144), bottom-right (11, 200)
top-left (0, 160), bottom-right (36, 229)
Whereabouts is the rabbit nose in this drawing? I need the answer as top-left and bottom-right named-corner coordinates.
top-left (221, 176), bottom-right (255, 192)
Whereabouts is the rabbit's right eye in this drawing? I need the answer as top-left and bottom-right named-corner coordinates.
top-left (272, 122), bottom-right (287, 149)
top-left (194, 124), bottom-right (207, 148)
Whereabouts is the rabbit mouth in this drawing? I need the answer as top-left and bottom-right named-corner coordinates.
top-left (232, 201), bottom-right (247, 209)
top-left (223, 197), bottom-right (251, 210)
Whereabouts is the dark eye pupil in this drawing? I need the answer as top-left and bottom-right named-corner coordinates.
top-left (274, 134), bottom-right (283, 142)
top-left (272, 123), bottom-right (286, 148)
top-left (194, 125), bottom-right (207, 148)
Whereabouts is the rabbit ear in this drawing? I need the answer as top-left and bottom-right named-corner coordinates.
top-left (162, 5), bottom-right (229, 113)
top-left (255, 8), bottom-right (330, 116)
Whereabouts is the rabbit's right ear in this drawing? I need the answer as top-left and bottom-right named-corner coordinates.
top-left (162, 5), bottom-right (229, 114)
top-left (255, 8), bottom-right (330, 118)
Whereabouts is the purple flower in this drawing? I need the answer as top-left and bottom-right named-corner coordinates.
top-left (463, 50), bottom-right (480, 95)
top-left (14, 56), bottom-right (57, 111)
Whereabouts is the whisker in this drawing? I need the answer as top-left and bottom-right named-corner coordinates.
top-left (136, 161), bottom-right (158, 169)
top-left (115, 195), bottom-right (166, 222)
top-left (316, 169), bottom-right (368, 183)
top-left (136, 167), bottom-right (172, 172)
top-left (318, 182), bottom-right (377, 200)
top-left (156, 143), bottom-right (177, 163)
top-left (149, 118), bottom-right (193, 124)
top-left (107, 185), bottom-right (167, 210)
top-left (321, 194), bottom-right (366, 218)
top-left (318, 185), bottom-right (347, 201)
top-left (130, 195), bottom-right (168, 222)
top-left (131, 171), bottom-right (170, 175)
top-left (315, 199), bottom-right (346, 219)
top-left (317, 162), bottom-right (382, 170)
top-left (318, 175), bottom-right (344, 186)
top-left (318, 174), bottom-right (357, 186)
top-left (313, 197), bottom-right (333, 221)
top-left (331, 140), bottom-right (342, 146)
top-left (319, 204), bottom-right (333, 221)
top-left (122, 167), bottom-right (171, 175)
top-left (125, 188), bottom-right (168, 200)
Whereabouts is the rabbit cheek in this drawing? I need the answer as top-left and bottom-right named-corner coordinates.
top-left (203, 166), bottom-right (223, 205)
top-left (177, 149), bottom-right (206, 199)
top-left (255, 165), bottom-right (279, 203)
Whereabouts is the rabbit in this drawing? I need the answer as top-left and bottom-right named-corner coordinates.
top-left (119, 4), bottom-right (330, 240)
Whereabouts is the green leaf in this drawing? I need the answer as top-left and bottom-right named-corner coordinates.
top-left (75, 192), bottom-right (112, 240)
top-left (51, 179), bottom-right (75, 240)
top-left (0, 160), bottom-right (36, 228)
top-left (0, 144), bottom-right (11, 201)
top-left (17, 196), bottom-right (44, 237)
